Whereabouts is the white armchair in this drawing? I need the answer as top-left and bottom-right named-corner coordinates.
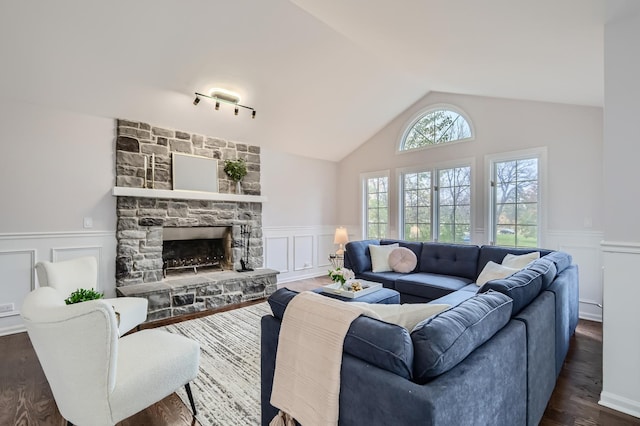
top-left (35, 256), bottom-right (148, 335)
top-left (21, 286), bottom-right (200, 426)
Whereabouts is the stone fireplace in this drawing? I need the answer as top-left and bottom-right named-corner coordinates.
top-left (113, 119), bottom-right (277, 321)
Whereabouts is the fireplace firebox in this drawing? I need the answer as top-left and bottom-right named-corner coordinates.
top-left (162, 226), bottom-right (232, 277)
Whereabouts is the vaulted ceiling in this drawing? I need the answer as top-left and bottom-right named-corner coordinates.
top-left (0, 0), bottom-right (605, 161)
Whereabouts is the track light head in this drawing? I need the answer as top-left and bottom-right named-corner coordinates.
top-left (252, 110), bottom-right (256, 119)
top-left (234, 106), bottom-right (239, 116)
top-left (193, 96), bottom-right (200, 106)
top-left (215, 101), bottom-right (220, 110)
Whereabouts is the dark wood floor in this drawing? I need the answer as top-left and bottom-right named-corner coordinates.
top-left (1, 276), bottom-right (638, 425)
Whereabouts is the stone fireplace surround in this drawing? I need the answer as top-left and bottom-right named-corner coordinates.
top-left (113, 119), bottom-right (277, 321)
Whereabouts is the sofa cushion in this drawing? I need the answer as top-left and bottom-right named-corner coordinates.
top-left (395, 273), bottom-right (472, 301)
top-left (542, 251), bottom-right (572, 275)
top-left (420, 243), bottom-right (480, 280)
top-left (344, 240), bottom-right (380, 274)
top-left (388, 247), bottom-right (418, 273)
top-left (475, 261), bottom-right (519, 286)
top-left (359, 271), bottom-right (406, 289)
top-left (428, 287), bottom-right (477, 307)
top-left (411, 291), bottom-right (513, 383)
top-left (370, 243), bottom-right (399, 272)
top-left (478, 268), bottom-right (543, 316)
top-left (381, 239), bottom-right (423, 273)
top-left (502, 251), bottom-right (540, 269)
top-left (526, 258), bottom-right (557, 290)
top-left (267, 287), bottom-right (415, 379)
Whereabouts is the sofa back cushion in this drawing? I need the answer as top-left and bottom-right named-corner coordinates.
top-left (381, 239), bottom-right (423, 273)
top-left (419, 242), bottom-right (480, 280)
top-left (477, 246), bottom-right (553, 278)
top-left (541, 251), bottom-right (573, 275)
top-left (526, 258), bottom-right (557, 290)
top-left (267, 288), bottom-right (415, 379)
top-left (478, 268), bottom-right (543, 316)
top-left (344, 240), bottom-right (380, 274)
top-left (411, 291), bottom-right (513, 383)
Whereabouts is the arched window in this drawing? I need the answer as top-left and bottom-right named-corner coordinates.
top-left (400, 106), bottom-right (473, 151)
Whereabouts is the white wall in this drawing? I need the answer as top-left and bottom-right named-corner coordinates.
top-left (337, 91), bottom-right (604, 321)
top-left (600, 6), bottom-right (640, 418)
top-left (261, 148), bottom-right (343, 282)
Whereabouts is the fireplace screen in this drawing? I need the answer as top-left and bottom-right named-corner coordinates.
top-left (162, 226), bottom-right (232, 276)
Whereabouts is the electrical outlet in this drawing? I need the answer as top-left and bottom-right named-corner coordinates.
top-left (83, 217), bottom-right (93, 229)
top-left (0, 303), bottom-right (14, 314)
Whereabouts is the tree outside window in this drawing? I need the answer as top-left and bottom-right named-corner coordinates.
top-left (437, 166), bottom-right (471, 243)
top-left (366, 176), bottom-right (388, 239)
top-left (493, 158), bottom-right (538, 247)
top-left (402, 108), bottom-right (472, 151)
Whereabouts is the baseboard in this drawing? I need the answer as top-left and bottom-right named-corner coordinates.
top-left (600, 391), bottom-right (640, 419)
top-left (0, 324), bottom-right (26, 337)
top-left (579, 311), bottom-right (602, 322)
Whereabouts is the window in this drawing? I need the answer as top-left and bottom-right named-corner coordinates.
top-left (490, 154), bottom-right (541, 248)
top-left (403, 171), bottom-right (432, 241)
top-left (400, 106), bottom-right (472, 151)
top-left (364, 174), bottom-right (389, 239)
top-left (437, 166), bottom-right (471, 243)
top-left (400, 165), bottom-right (471, 244)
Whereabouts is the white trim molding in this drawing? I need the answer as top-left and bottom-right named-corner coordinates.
top-left (600, 240), bottom-right (640, 418)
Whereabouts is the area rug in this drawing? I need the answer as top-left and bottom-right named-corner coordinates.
top-left (162, 302), bottom-right (272, 426)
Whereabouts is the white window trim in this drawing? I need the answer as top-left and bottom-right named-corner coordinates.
top-left (397, 157), bottom-right (475, 243)
top-left (361, 170), bottom-right (390, 240)
top-left (485, 147), bottom-right (547, 247)
top-left (396, 103), bottom-right (475, 155)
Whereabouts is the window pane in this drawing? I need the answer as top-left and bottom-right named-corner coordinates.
top-left (401, 108), bottom-right (472, 151)
top-left (437, 166), bottom-right (471, 244)
top-left (365, 175), bottom-right (389, 239)
top-left (493, 157), bottom-right (539, 248)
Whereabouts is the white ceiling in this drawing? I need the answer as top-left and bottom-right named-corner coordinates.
top-left (0, 0), bottom-right (605, 161)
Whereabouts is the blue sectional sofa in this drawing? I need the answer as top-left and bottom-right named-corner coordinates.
top-left (261, 240), bottom-right (579, 426)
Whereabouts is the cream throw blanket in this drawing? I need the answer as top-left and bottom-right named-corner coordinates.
top-left (270, 291), bottom-right (449, 426)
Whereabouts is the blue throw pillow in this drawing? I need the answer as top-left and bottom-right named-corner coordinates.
top-left (478, 268), bottom-right (543, 316)
top-left (526, 258), bottom-right (557, 290)
top-left (411, 291), bottom-right (513, 383)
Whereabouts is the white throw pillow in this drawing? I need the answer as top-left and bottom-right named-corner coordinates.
top-left (351, 302), bottom-right (450, 331)
top-left (476, 261), bottom-right (520, 286)
top-left (502, 252), bottom-right (540, 269)
top-left (369, 244), bottom-right (399, 273)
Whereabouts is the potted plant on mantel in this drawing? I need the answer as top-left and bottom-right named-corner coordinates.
top-left (224, 158), bottom-right (248, 194)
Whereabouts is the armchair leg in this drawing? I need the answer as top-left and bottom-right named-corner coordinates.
top-left (185, 383), bottom-right (197, 416)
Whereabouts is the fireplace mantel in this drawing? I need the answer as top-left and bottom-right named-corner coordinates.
top-left (112, 187), bottom-right (268, 203)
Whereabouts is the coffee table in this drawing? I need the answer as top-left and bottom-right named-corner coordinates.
top-left (312, 284), bottom-right (399, 304)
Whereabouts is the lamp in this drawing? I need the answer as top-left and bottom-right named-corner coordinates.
top-left (334, 227), bottom-right (349, 256)
top-left (193, 88), bottom-right (256, 118)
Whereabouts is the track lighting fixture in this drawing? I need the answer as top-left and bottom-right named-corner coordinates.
top-left (192, 89), bottom-right (256, 118)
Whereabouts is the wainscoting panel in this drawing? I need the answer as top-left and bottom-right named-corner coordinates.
top-left (317, 234), bottom-right (334, 268)
top-left (293, 235), bottom-right (314, 271)
top-left (263, 225), bottom-right (357, 283)
top-left (264, 236), bottom-right (289, 273)
top-left (546, 230), bottom-right (604, 322)
top-left (0, 250), bottom-right (35, 319)
top-left (600, 241), bottom-right (640, 418)
top-left (0, 231), bottom-right (116, 336)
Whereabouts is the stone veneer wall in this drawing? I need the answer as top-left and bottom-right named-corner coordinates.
top-left (114, 119), bottom-right (265, 287)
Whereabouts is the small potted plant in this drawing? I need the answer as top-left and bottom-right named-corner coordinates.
top-left (224, 158), bottom-right (248, 194)
top-left (64, 288), bottom-right (120, 326)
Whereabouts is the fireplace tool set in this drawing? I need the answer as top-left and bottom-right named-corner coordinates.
top-left (238, 224), bottom-right (254, 272)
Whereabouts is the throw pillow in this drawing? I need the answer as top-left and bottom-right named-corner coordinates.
top-left (388, 247), bottom-right (418, 273)
top-left (351, 302), bottom-right (450, 331)
top-left (476, 261), bottom-right (519, 286)
top-left (502, 251), bottom-right (540, 269)
top-left (369, 243), bottom-right (399, 273)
